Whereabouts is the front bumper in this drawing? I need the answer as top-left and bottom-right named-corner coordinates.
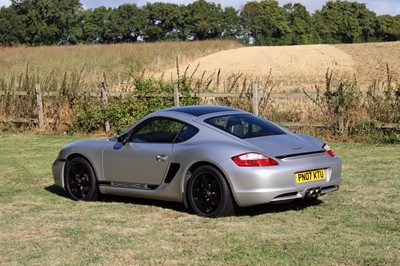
top-left (52, 158), bottom-right (66, 188)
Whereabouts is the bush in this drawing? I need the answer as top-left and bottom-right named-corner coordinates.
top-left (69, 76), bottom-right (200, 135)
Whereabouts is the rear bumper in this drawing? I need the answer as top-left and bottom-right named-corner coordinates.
top-left (219, 154), bottom-right (342, 207)
top-left (233, 183), bottom-right (340, 207)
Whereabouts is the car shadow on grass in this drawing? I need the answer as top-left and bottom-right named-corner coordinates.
top-left (45, 184), bottom-right (323, 217)
top-left (236, 199), bottom-right (323, 217)
top-left (45, 184), bottom-right (188, 214)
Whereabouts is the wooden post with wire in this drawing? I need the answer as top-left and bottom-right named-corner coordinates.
top-left (101, 74), bottom-right (110, 133)
top-left (174, 84), bottom-right (180, 107)
top-left (35, 83), bottom-right (44, 128)
top-left (252, 82), bottom-right (259, 116)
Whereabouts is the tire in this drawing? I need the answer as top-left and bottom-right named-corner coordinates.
top-left (187, 165), bottom-right (234, 218)
top-left (64, 157), bottom-right (99, 201)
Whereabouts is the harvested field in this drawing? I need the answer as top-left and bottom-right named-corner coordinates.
top-left (162, 42), bottom-right (400, 92)
top-left (1, 41), bottom-right (399, 93)
top-left (335, 42), bottom-right (400, 87)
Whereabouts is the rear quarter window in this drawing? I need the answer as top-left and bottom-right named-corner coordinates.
top-left (175, 124), bottom-right (199, 143)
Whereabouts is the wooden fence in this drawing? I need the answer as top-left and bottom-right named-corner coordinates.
top-left (0, 83), bottom-right (399, 133)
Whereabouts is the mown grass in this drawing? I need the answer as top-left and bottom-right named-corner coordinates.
top-left (0, 134), bottom-right (399, 265)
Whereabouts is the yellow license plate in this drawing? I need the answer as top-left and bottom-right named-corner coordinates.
top-left (296, 169), bottom-right (326, 184)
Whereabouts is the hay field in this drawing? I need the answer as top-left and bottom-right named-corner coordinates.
top-left (1, 41), bottom-right (399, 92)
top-left (163, 42), bottom-right (400, 92)
top-left (0, 40), bottom-right (242, 91)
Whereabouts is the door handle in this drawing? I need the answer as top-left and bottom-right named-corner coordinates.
top-left (156, 155), bottom-right (168, 162)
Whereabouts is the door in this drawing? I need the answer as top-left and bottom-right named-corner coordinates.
top-left (102, 117), bottom-right (184, 185)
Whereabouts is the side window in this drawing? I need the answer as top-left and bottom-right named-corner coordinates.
top-left (175, 124), bottom-right (199, 143)
top-left (130, 118), bottom-right (184, 143)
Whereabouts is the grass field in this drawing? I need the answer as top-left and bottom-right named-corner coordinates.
top-left (0, 40), bottom-right (242, 92)
top-left (1, 41), bottom-right (399, 93)
top-left (0, 134), bottom-right (399, 265)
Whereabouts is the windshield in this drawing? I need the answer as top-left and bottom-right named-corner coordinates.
top-left (204, 114), bottom-right (285, 139)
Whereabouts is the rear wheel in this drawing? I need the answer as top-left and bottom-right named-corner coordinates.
top-left (64, 157), bottom-right (99, 201)
top-left (187, 165), bottom-right (234, 218)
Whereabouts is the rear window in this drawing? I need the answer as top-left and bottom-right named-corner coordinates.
top-left (204, 114), bottom-right (285, 139)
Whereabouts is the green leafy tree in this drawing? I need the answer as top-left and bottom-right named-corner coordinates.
top-left (81, 6), bottom-right (110, 43)
top-left (221, 6), bottom-right (242, 39)
top-left (11, 0), bottom-right (83, 45)
top-left (284, 3), bottom-right (317, 45)
top-left (240, 0), bottom-right (290, 45)
top-left (104, 4), bottom-right (146, 43)
top-left (143, 2), bottom-right (184, 41)
top-left (375, 15), bottom-right (400, 42)
top-left (313, 1), bottom-right (376, 43)
top-left (185, 0), bottom-right (224, 40)
top-left (240, 1), bottom-right (258, 44)
top-left (17, 0), bottom-right (81, 45)
top-left (0, 6), bottom-right (23, 45)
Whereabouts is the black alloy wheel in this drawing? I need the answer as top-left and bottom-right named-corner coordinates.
top-left (64, 157), bottom-right (99, 201)
top-left (188, 165), bottom-right (234, 218)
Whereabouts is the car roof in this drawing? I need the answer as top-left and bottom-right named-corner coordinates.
top-left (163, 105), bottom-right (239, 117)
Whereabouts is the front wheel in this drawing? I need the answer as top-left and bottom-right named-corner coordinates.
top-left (64, 157), bottom-right (99, 201)
top-left (187, 165), bottom-right (234, 218)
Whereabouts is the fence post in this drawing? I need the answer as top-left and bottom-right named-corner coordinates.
top-left (174, 84), bottom-right (180, 107)
top-left (101, 80), bottom-right (110, 133)
top-left (337, 81), bottom-right (345, 136)
top-left (252, 82), bottom-right (259, 116)
top-left (35, 83), bottom-right (44, 128)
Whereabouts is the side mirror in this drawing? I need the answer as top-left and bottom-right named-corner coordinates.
top-left (117, 133), bottom-right (128, 145)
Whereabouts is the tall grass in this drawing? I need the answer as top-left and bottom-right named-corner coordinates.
top-left (0, 40), bottom-right (242, 92)
top-left (0, 41), bottom-right (399, 142)
top-left (1, 63), bottom-right (399, 142)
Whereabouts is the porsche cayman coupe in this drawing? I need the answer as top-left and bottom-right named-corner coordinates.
top-left (53, 105), bottom-right (341, 217)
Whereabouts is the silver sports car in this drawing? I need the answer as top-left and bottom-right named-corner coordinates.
top-left (53, 105), bottom-right (341, 217)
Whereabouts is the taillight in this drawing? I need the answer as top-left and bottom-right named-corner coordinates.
top-left (323, 143), bottom-right (335, 157)
top-left (232, 152), bottom-right (278, 167)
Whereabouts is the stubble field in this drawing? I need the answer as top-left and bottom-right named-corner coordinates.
top-left (162, 41), bottom-right (400, 92)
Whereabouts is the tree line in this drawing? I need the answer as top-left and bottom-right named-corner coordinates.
top-left (1, 0), bottom-right (399, 46)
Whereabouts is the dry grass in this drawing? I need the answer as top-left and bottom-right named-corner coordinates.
top-left (2, 41), bottom-right (399, 94)
top-left (335, 42), bottom-right (400, 88)
top-left (1, 41), bottom-right (399, 140)
top-left (161, 42), bottom-right (400, 93)
top-left (0, 40), bottom-right (242, 92)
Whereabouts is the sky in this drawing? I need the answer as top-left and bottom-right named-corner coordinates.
top-left (0, 0), bottom-right (399, 16)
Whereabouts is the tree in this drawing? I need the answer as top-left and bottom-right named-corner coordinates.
top-left (284, 3), bottom-right (316, 45)
top-left (185, 0), bottom-right (224, 40)
top-left (240, 0), bottom-right (290, 45)
top-left (81, 6), bottom-right (110, 43)
top-left (104, 4), bottom-right (146, 43)
top-left (0, 6), bottom-right (23, 45)
top-left (312, 1), bottom-right (376, 44)
top-left (143, 2), bottom-right (184, 42)
top-left (10, 0), bottom-right (83, 45)
top-left (220, 6), bottom-right (242, 39)
top-left (375, 15), bottom-right (400, 42)
top-left (240, 1), bottom-right (258, 44)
